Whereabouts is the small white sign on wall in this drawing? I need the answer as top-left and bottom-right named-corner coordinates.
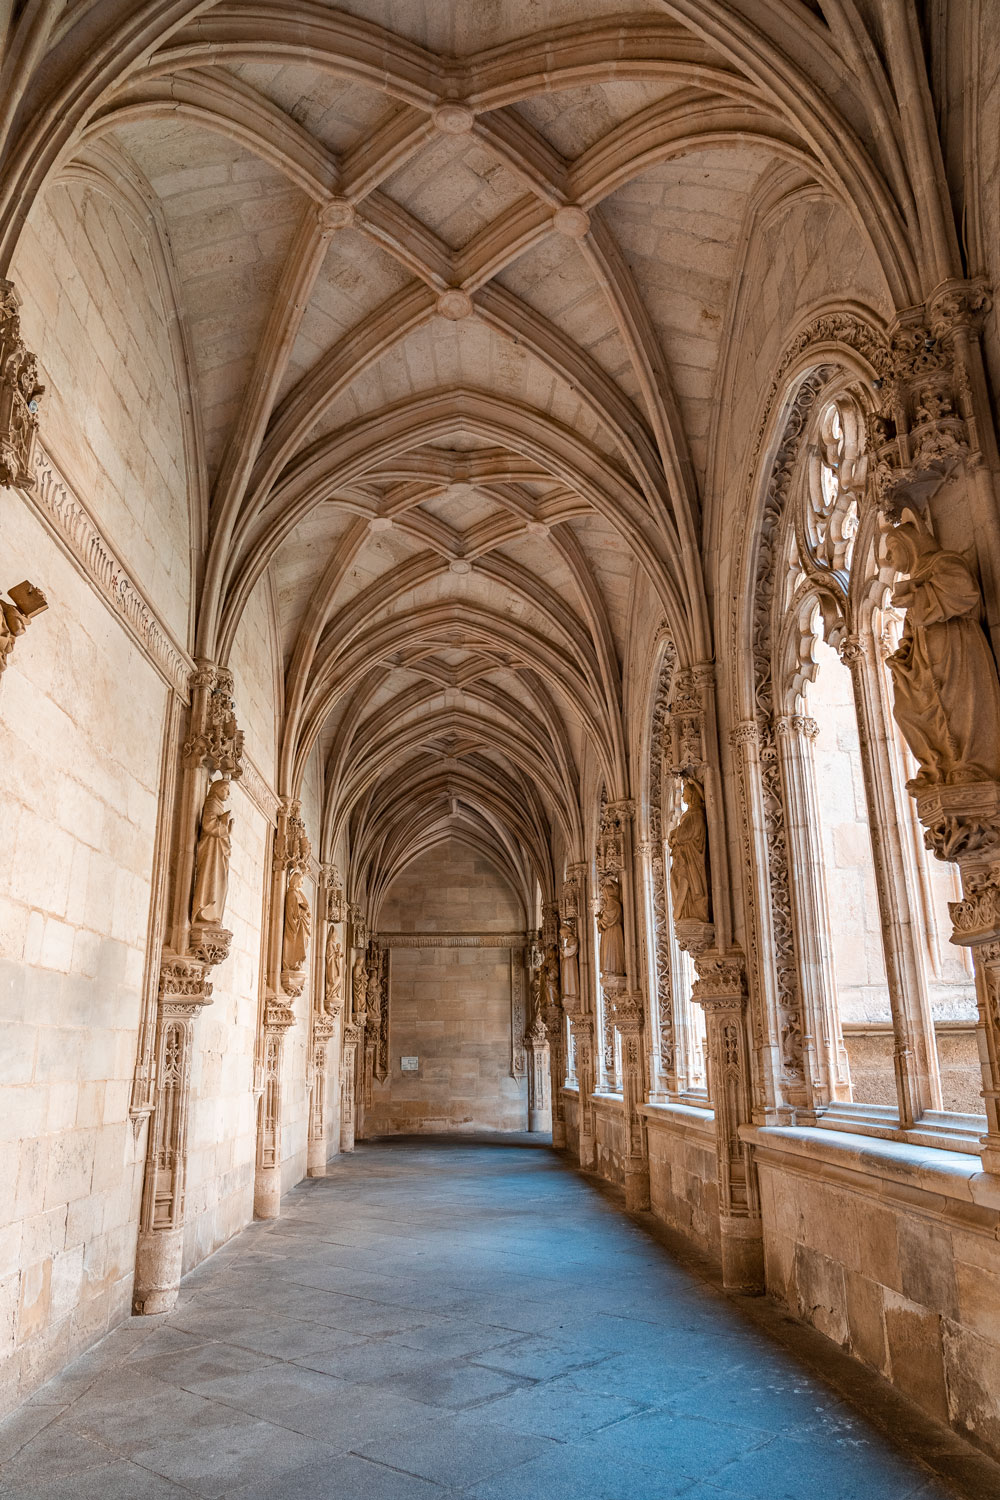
top-left (400, 1056), bottom-right (419, 1072)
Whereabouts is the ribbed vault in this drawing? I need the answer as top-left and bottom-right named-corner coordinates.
top-left (1, 0), bottom-right (916, 901)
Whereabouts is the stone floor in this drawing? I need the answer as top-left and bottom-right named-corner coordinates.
top-left (1, 1137), bottom-right (997, 1500)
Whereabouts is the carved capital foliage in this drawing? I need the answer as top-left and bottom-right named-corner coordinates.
top-left (692, 952), bottom-right (747, 1010)
top-left (914, 780), bottom-right (1000, 865)
top-left (774, 713), bottom-right (819, 741)
top-left (312, 1013), bottom-right (337, 1043)
top-left (949, 871), bottom-right (1000, 946)
top-left (729, 720), bottom-right (760, 748)
top-left (264, 999), bottom-right (296, 1030)
top-left (182, 664), bottom-right (244, 778)
top-left (610, 990), bottom-right (644, 1030)
top-left (158, 955), bottom-right (212, 1012)
top-left (188, 922), bottom-right (232, 968)
top-left (674, 917), bottom-right (715, 955)
top-left (0, 280), bottom-right (44, 491)
top-left (280, 969), bottom-right (306, 1001)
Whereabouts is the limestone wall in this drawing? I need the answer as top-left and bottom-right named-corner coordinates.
top-left (0, 498), bottom-right (168, 1410)
top-left (12, 180), bottom-right (192, 646)
top-left (753, 1129), bottom-right (1000, 1459)
top-left (370, 841), bottom-right (527, 1134)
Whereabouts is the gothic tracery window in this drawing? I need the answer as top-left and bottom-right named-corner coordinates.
top-left (770, 385), bottom-right (983, 1136)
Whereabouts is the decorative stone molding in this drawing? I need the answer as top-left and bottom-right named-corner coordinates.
top-left (647, 642), bottom-right (678, 1086)
top-left (915, 781), bottom-right (1000, 864)
top-left (188, 921), bottom-right (232, 968)
top-left (0, 279), bottom-right (44, 490)
top-left (238, 753), bottom-right (280, 825)
top-left (949, 869), bottom-right (1000, 945)
top-left (28, 447), bottom-right (190, 694)
top-left (157, 954), bottom-right (212, 1010)
top-left (280, 969), bottom-right (306, 1000)
top-left (738, 370), bottom-right (833, 1098)
top-left (674, 917), bottom-right (715, 955)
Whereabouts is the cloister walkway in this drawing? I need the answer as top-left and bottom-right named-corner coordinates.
top-left (0, 1139), bottom-right (992, 1499)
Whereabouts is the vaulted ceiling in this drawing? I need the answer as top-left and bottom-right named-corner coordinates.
top-left (15, 1), bottom-right (907, 912)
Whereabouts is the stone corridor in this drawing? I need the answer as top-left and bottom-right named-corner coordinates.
top-left (0, 1139), bottom-right (992, 1500)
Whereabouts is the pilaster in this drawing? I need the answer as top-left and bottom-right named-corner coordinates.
top-left (691, 950), bottom-right (763, 1292)
top-left (134, 663), bottom-right (243, 1312)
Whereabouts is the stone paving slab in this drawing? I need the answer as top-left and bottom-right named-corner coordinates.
top-left (0, 1137), bottom-right (995, 1499)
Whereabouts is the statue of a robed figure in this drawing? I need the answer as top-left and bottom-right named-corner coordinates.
top-left (668, 777), bottom-right (711, 925)
top-left (885, 524), bottom-right (1000, 792)
top-left (597, 875), bottom-right (626, 979)
top-left (282, 869), bottom-right (311, 973)
top-left (191, 777), bottom-right (233, 926)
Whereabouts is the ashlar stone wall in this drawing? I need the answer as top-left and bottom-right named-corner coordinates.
top-left (371, 840), bottom-right (528, 1134)
top-left (0, 498), bottom-right (168, 1410)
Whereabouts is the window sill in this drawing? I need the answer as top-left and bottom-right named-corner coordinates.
top-left (641, 1099), bottom-right (715, 1133)
top-left (809, 1100), bottom-right (986, 1155)
top-left (742, 1122), bottom-right (1000, 1212)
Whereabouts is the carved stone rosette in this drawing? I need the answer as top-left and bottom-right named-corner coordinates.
top-left (691, 950), bottom-right (763, 1292)
top-left (0, 279), bottom-right (44, 491)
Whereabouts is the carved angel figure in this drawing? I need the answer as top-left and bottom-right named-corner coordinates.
top-left (559, 918), bottom-right (580, 1004)
top-left (597, 875), bottom-right (626, 978)
top-left (282, 869), bottom-right (311, 972)
top-left (324, 932), bottom-right (343, 1015)
top-left (191, 777), bottom-right (233, 925)
top-left (668, 778), bottom-right (711, 924)
top-left (885, 524), bottom-right (1000, 791)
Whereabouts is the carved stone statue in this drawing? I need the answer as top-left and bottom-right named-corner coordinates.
top-left (597, 875), bottom-right (626, 978)
top-left (543, 951), bottom-right (561, 1012)
top-left (559, 918), bottom-right (579, 1006)
top-left (668, 778), bottom-right (711, 924)
top-left (885, 523), bottom-right (1000, 791)
top-left (0, 580), bottom-right (47, 676)
top-left (352, 955), bottom-right (368, 1014)
top-left (191, 777), bottom-right (233, 925)
top-left (282, 869), bottom-right (311, 972)
top-left (324, 932), bottom-right (343, 1015)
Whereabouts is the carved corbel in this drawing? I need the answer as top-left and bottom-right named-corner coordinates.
top-left (0, 280), bottom-right (44, 491)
